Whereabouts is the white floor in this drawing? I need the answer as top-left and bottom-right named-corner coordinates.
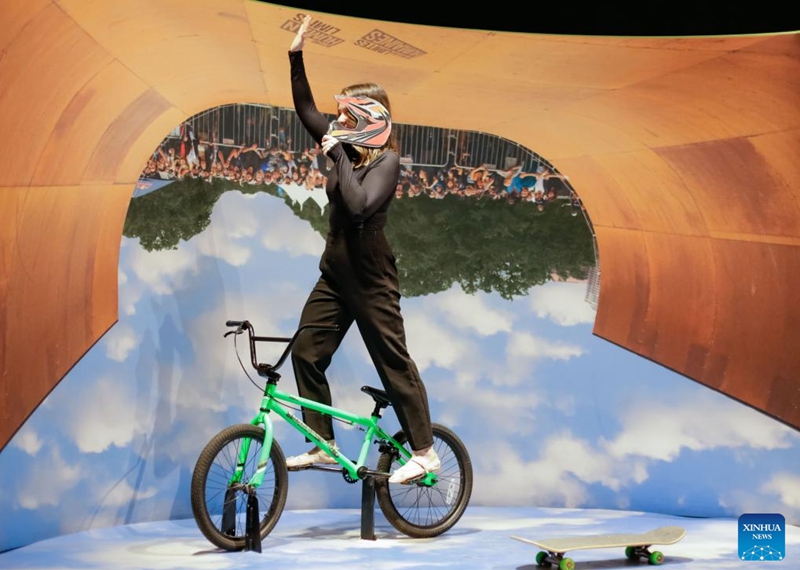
top-left (1, 506), bottom-right (798, 569)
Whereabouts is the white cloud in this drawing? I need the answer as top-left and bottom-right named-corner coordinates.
top-left (128, 246), bottom-right (198, 296)
top-left (604, 394), bottom-right (798, 462)
top-left (58, 469), bottom-right (163, 536)
top-left (184, 286), bottom-right (308, 387)
top-left (196, 232), bottom-right (252, 267)
top-left (105, 322), bottom-right (138, 362)
top-left (436, 285), bottom-right (515, 336)
top-left (10, 425), bottom-right (42, 455)
top-left (178, 305), bottom-right (262, 413)
top-left (388, 292), bottom-right (581, 423)
top-left (719, 487), bottom-right (800, 526)
top-left (473, 433), bottom-right (647, 507)
top-left (94, 479), bottom-right (159, 509)
top-left (508, 331), bottom-right (585, 361)
top-left (444, 386), bottom-right (540, 436)
top-left (761, 473), bottom-right (800, 509)
top-left (529, 282), bottom-right (596, 326)
top-left (537, 433), bottom-right (649, 491)
top-left (191, 192), bottom-right (263, 266)
top-left (64, 376), bottom-right (151, 453)
top-left (212, 191), bottom-right (261, 240)
top-left (404, 311), bottom-right (473, 373)
top-left (119, 239), bottom-right (145, 315)
top-left (144, 284), bottom-right (319, 464)
top-left (208, 191), bottom-right (323, 260)
top-left (121, 287), bottom-right (143, 316)
top-left (259, 204), bottom-right (325, 258)
top-left (327, 312), bottom-right (542, 438)
top-left (16, 447), bottom-right (82, 509)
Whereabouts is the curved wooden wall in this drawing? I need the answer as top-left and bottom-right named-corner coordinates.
top-left (1, 0), bottom-right (798, 451)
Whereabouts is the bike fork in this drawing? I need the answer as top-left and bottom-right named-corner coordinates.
top-left (246, 413), bottom-right (275, 488)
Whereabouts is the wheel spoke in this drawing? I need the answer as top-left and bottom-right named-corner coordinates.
top-left (191, 425), bottom-right (288, 551)
top-left (376, 423), bottom-right (472, 538)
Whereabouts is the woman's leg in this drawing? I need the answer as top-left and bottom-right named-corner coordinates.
top-left (290, 275), bottom-right (353, 441)
top-left (352, 253), bottom-right (434, 452)
top-left (354, 290), bottom-right (442, 483)
top-left (357, 305), bottom-right (433, 451)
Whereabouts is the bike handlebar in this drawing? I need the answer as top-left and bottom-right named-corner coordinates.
top-left (226, 319), bottom-right (339, 379)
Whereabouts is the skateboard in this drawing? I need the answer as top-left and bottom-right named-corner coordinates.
top-left (510, 525), bottom-right (686, 569)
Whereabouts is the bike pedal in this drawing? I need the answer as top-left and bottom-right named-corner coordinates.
top-left (404, 473), bottom-right (437, 486)
top-left (401, 475), bottom-right (425, 485)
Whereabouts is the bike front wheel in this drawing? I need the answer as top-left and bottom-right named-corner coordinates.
top-left (191, 423), bottom-right (289, 551)
top-left (375, 422), bottom-right (473, 538)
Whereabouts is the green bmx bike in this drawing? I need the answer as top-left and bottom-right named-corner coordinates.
top-left (190, 320), bottom-right (473, 551)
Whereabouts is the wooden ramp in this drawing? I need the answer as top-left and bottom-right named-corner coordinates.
top-left (1, 1), bottom-right (799, 451)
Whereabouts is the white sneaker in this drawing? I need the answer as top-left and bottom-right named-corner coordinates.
top-left (286, 442), bottom-right (338, 469)
top-left (388, 447), bottom-right (440, 484)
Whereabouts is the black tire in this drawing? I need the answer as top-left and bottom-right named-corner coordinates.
top-left (191, 424), bottom-right (288, 550)
top-left (375, 423), bottom-right (472, 538)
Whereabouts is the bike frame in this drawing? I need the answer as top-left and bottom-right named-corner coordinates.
top-left (239, 384), bottom-right (415, 487)
top-left (224, 319), bottom-right (436, 489)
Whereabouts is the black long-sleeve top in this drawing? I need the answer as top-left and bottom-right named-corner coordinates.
top-left (289, 50), bottom-right (399, 231)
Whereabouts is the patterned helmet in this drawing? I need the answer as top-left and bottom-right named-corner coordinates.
top-left (328, 94), bottom-right (392, 148)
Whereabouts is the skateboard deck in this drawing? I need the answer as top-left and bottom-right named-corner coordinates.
top-left (511, 525), bottom-right (685, 569)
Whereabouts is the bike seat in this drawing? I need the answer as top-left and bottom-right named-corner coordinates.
top-left (361, 386), bottom-right (392, 408)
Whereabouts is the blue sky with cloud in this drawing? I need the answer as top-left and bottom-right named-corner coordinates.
top-left (2, 188), bottom-right (799, 552)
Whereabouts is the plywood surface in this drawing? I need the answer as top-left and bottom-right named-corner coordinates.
top-left (1, 0), bottom-right (799, 450)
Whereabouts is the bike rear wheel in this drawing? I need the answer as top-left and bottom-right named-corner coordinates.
top-left (375, 422), bottom-right (472, 538)
top-left (191, 424), bottom-right (288, 550)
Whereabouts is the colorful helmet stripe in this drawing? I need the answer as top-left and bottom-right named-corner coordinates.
top-left (328, 94), bottom-right (392, 148)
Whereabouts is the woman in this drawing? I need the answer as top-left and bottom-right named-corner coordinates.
top-left (285, 15), bottom-right (439, 484)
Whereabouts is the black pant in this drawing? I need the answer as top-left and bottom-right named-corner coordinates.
top-left (290, 228), bottom-right (433, 451)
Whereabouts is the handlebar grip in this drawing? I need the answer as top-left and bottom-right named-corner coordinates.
top-left (226, 320), bottom-right (245, 327)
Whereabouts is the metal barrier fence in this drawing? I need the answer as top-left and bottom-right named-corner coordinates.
top-left (164, 103), bottom-right (558, 175)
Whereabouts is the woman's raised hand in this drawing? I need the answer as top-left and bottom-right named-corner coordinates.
top-left (290, 14), bottom-right (312, 52)
top-left (320, 134), bottom-right (340, 157)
